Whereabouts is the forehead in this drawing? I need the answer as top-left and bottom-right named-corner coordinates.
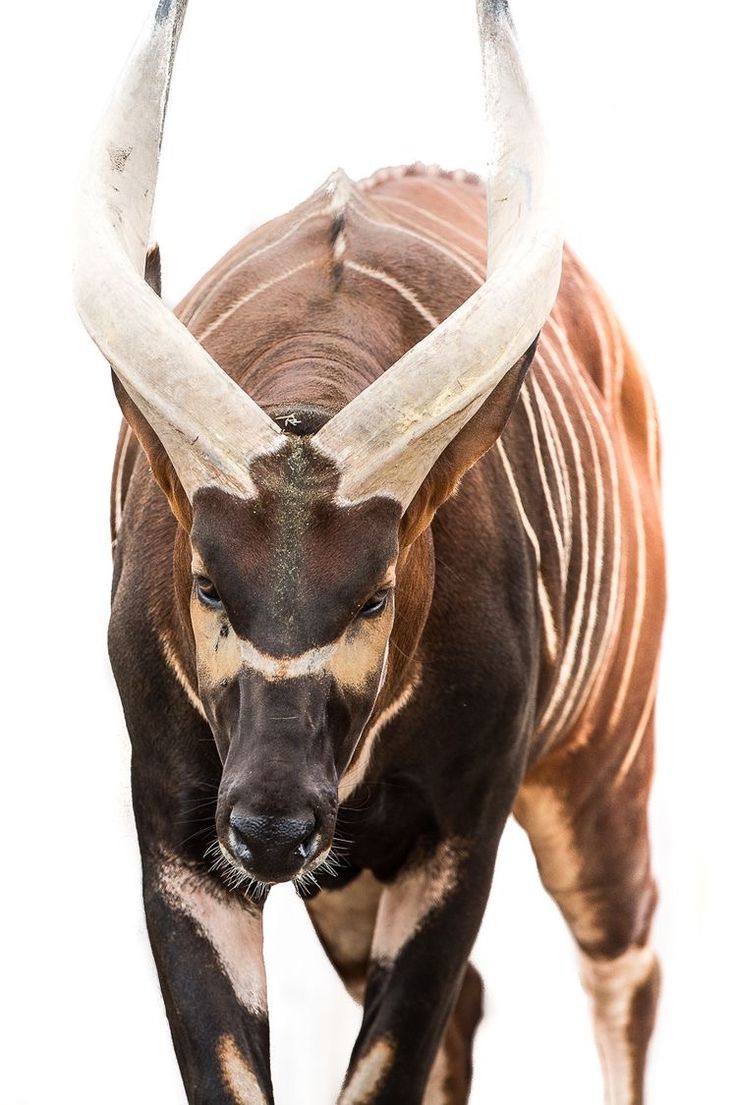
top-left (190, 439), bottom-right (401, 652)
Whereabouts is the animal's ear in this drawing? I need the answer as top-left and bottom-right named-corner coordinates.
top-left (144, 241), bottom-right (162, 297)
top-left (111, 245), bottom-right (193, 531)
top-left (399, 340), bottom-right (538, 547)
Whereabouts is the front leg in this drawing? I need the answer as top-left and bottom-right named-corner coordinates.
top-left (141, 848), bottom-right (272, 1105)
top-left (339, 828), bottom-right (501, 1105)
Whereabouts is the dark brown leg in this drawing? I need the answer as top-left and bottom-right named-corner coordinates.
top-left (141, 848), bottom-right (273, 1105)
top-left (421, 963), bottom-right (484, 1105)
top-left (306, 871), bottom-right (485, 1105)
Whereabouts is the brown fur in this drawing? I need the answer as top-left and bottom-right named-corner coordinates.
top-left (111, 164), bottom-right (664, 1104)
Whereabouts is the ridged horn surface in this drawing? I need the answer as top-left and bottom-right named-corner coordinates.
top-left (73, 0), bottom-right (283, 502)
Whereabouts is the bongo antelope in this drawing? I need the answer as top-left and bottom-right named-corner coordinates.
top-left (74, 1), bottom-right (665, 1102)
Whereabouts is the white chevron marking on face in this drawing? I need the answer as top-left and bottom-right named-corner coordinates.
top-left (189, 558), bottom-right (395, 694)
top-left (234, 636), bottom-right (339, 681)
top-left (192, 614), bottom-right (393, 691)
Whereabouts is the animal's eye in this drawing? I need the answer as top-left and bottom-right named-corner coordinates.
top-left (195, 576), bottom-right (223, 609)
top-left (359, 590), bottom-right (389, 618)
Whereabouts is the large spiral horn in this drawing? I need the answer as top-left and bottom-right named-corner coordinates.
top-left (73, 0), bottom-right (283, 502)
top-left (312, 0), bottom-right (563, 508)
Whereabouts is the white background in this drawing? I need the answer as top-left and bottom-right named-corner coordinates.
top-left (1, 1), bottom-right (734, 1102)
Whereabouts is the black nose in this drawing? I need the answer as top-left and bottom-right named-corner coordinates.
top-left (228, 808), bottom-right (317, 880)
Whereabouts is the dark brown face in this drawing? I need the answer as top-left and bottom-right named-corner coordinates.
top-left (187, 440), bottom-right (403, 888)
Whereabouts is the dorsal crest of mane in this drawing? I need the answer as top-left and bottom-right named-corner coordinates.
top-left (174, 165), bottom-right (488, 419)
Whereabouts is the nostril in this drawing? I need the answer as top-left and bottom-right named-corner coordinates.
top-left (228, 814), bottom-right (254, 859)
top-left (295, 824), bottom-right (317, 859)
top-left (229, 810), bottom-right (317, 868)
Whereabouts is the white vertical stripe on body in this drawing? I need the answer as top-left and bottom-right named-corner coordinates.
top-left (573, 269), bottom-right (615, 404)
top-left (378, 206), bottom-right (486, 274)
top-left (583, 286), bottom-right (649, 737)
top-left (496, 439), bottom-right (558, 661)
top-left (520, 383), bottom-right (567, 586)
top-left (608, 447), bottom-right (647, 733)
top-left (605, 381), bottom-right (648, 731)
top-left (549, 313), bottom-right (625, 729)
top-left (616, 661), bottom-right (659, 784)
top-left (536, 354), bottom-right (590, 735)
top-left (345, 263), bottom-right (440, 329)
top-left (198, 260), bottom-right (319, 342)
top-left (186, 207), bottom-right (329, 328)
top-left (531, 374), bottom-right (574, 573)
top-left (378, 193), bottom-right (487, 253)
top-left (543, 333), bottom-right (606, 741)
top-left (367, 199), bottom-right (486, 273)
top-left (418, 177), bottom-right (486, 227)
top-left (351, 204), bottom-right (485, 284)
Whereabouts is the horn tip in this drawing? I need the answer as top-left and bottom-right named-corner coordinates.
top-left (155, 0), bottom-right (188, 37)
top-left (478, 0), bottom-right (510, 15)
top-left (477, 0), bottom-right (514, 34)
top-left (155, 0), bottom-right (176, 24)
